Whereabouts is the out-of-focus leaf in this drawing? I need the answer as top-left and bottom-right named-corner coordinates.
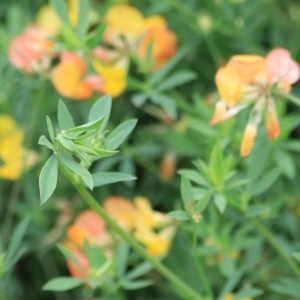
top-left (92, 172), bottom-right (136, 187)
top-left (42, 277), bottom-right (83, 291)
top-left (58, 100), bottom-right (75, 130)
top-left (167, 210), bottom-right (190, 221)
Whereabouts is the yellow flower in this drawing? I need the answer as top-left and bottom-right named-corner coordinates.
top-left (0, 115), bottom-right (36, 180)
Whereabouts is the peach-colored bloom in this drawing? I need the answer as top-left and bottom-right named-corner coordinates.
top-left (67, 209), bottom-right (107, 247)
top-left (210, 48), bottom-right (300, 156)
top-left (52, 52), bottom-right (104, 100)
top-left (8, 25), bottom-right (54, 74)
top-left (103, 196), bottom-right (137, 231)
top-left (137, 16), bottom-right (177, 69)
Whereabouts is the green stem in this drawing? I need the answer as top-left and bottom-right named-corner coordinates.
top-left (251, 218), bottom-right (300, 279)
top-left (58, 160), bottom-right (203, 300)
top-left (192, 224), bottom-right (213, 299)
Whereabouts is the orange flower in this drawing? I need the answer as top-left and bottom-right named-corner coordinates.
top-left (137, 16), bottom-right (177, 69)
top-left (67, 209), bottom-right (107, 247)
top-left (52, 52), bottom-right (104, 100)
top-left (103, 196), bottom-right (137, 231)
top-left (160, 152), bottom-right (177, 181)
top-left (8, 25), bottom-right (54, 74)
top-left (210, 48), bottom-right (300, 156)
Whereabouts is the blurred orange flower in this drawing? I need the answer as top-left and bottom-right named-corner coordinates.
top-left (137, 16), bottom-right (177, 69)
top-left (210, 48), bottom-right (300, 156)
top-left (52, 52), bottom-right (104, 100)
top-left (8, 25), bottom-right (54, 74)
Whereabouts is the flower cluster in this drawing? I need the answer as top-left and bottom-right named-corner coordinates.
top-left (210, 48), bottom-right (300, 156)
top-left (8, 2), bottom-right (177, 101)
top-left (0, 115), bottom-right (36, 180)
top-left (63, 196), bottom-right (175, 279)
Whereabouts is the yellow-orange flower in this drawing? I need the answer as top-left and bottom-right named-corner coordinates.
top-left (0, 115), bottom-right (36, 180)
top-left (52, 52), bottom-right (104, 100)
top-left (210, 48), bottom-right (300, 156)
top-left (137, 16), bottom-right (177, 69)
top-left (103, 196), bottom-right (137, 231)
top-left (223, 293), bottom-right (252, 300)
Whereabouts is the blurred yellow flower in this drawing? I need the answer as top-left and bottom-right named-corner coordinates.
top-left (0, 115), bottom-right (36, 180)
top-left (223, 293), bottom-right (252, 300)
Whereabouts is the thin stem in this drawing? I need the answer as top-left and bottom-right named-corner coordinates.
top-left (192, 224), bottom-right (213, 299)
top-left (58, 160), bottom-right (203, 300)
top-left (251, 218), bottom-right (300, 279)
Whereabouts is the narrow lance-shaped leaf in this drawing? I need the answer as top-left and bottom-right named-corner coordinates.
top-left (214, 194), bottom-right (227, 213)
top-left (92, 172), bottom-right (136, 188)
top-left (46, 116), bottom-right (55, 142)
top-left (42, 277), bottom-right (83, 291)
top-left (105, 119), bottom-right (137, 151)
top-left (58, 100), bottom-right (75, 130)
top-left (63, 117), bottom-right (104, 135)
top-left (76, 0), bottom-right (89, 38)
top-left (59, 155), bottom-right (93, 190)
top-left (39, 154), bottom-right (58, 204)
top-left (167, 210), bottom-right (190, 221)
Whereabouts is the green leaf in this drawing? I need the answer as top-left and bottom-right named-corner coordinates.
top-left (88, 95), bottom-right (112, 134)
top-left (214, 194), bottom-right (227, 213)
top-left (220, 255), bottom-right (236, 279)
top-left (58, 100), bottom-right (75, 130)
top-left (115, 243), bottom-right (129, 278)
top-left (149, 93), bottom-right (177, 119)
top-left (46, 116), bottom-right (55, 142)
top-left (249, 168), bottom-right (280, 196)
top-left (274, 149), bottom-right (295, 179)
top-left (149, 48), bottom-right (187, 86)
top-left (122, 279), bottom-right (154, 290)
top-left (76, 0), bottom-right (89, 38)
top-left (178, 169), bottom-right (211, 188)
top-left (125, 262), bottom-right (153, 281)
top-left (83, 240), bottom-right (106, 270)
top-left (76, 145), bottom-right (117, 158)
top-left (64, 117), bottom-right (104, 135)
top-left (131, 93), bottom-right (148, 107)
top-left (39, 154), bottom-right (58, 204)
top-left (86, 24), bottom-right (106, 49)
top-left (293, 252), bottom-right (300, 263)
top-left (42, 277), bottom-right (83, 291)
top-left (104, 119), bottom-right (137, 150)
top-left (245, 205), bottom-right (271, 218)
top-left (195, 189), bottom-right (214, 212)
top-left (181, 175), bottom-right (194, 203)
top-left (167, 210), bottom-right (190, 221)
top-left (92, 172), bottom-right (136, 187)
top-left (209, 142), bottom-right (224, 185)
top-left (59, 155), bottom-right (93, 190)
top-left (49, 0), bottom-right (71, 26)
top-left (57, 244), bottom-right (84, 274)
top-left (232, 288), bottom-right (263, 300)
top-left (38, 135), bottom-right (55, 151)
top-left (156, 70), bottom-right (197, 92)
top-left (5, 218), bottom-right (29, 270)
top-left (269, 277), bottom-right (300, 298)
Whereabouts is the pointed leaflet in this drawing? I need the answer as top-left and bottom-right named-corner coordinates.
top-left (104, 119), bottom-right (137, 151)
top-left (180, 175), bottom-right (195, 203)
top-left (88, 95), bottom-right (112, 134)
top-left (38, 135), bottom-right (55, 151)
top-left (59, 155), bottom-right (93, 190)
top-left (149, 93), bottom-right (177, 119)
top-left (39, 154), bottom-right (58, 204)
top-left (42, 277), bottom-right (83, 291)
top-left (58, 100), bottom-right (75, 130)
top-left (92, 172), bottom-right (136, 187)
top-left (76, 0), bottom-right (89, 38)
top-left (49, 0), bottom-right (71, 26)
top-left (46, 116), bottom-right (55, 142)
